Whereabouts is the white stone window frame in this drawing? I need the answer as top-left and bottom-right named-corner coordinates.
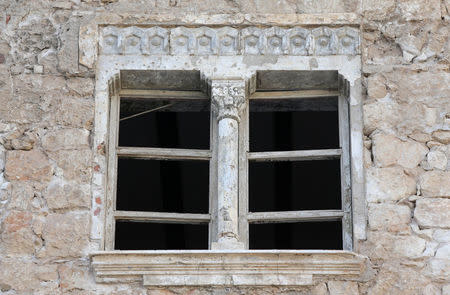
top-left (86, 20), bottom-right (367, 287)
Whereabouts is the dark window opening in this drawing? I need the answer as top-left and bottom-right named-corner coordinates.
top-left (119, 99), bottom-right (210, 149)
top-left (116, 158), bottom-right (209, 213)
top-left (249, 160), bottom-right (341, 212)
top-left (249, 98), bottom-right (339, 152)
top-left (249, 221), bottom-right (342, 250)
top-left (115, 221), bottom-right (208, 250)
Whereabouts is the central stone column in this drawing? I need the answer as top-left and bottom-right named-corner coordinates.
top-left (210, 79), bottom-right (247, 250)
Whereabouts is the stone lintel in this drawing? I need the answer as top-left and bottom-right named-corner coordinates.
top-left (91, 250), bottom-right (367, 286)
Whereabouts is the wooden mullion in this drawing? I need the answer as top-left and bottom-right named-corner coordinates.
top-left (114, 211), bottom-right (211, 224)
top-left (105, 76), bottom-right (120, 250)
top-left (338, 76), bottom-right (353, 251)
top-left (248, 149), bottom-right (341, 162)
top-left (249, 89), bottom-right (339, 100)
top-left (117, 147), bottom-right (211, 160)
top-left (119, 89), bottom-right (208, 100)
top-left (247, 210), bottom-right (344, 224)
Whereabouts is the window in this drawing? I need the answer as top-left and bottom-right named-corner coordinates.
top-left (105, 70), bottom-right (352, 251)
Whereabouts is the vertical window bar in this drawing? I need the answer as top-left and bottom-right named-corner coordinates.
top-left (339, 76), bottom-right (353, 251)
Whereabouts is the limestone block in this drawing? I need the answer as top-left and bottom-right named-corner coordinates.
top-left (7, 182), bottom-right (34, 210)
top-left (420, 171), bottom-right (450, 197)
top-left (427, 258), bottom-right (450, 281)
top-left (415, 198), bottom-right (450, 228)
top-left (66, 77), bottom-right (95, 97)
top-left (372, 133), bottom-right (428, 168)
top-left (311, 283), bottom-right (329, 295)
top-left (40, 212), bottom-right (90, 258)
top-left (426, 150), bottom-right (448, 170)
top-left (58, 263), bottom-right (92, 292)
top-left (422, 284), bottom-right (442, 295)
top-left (362, 0), bottom-right (396, 20)
top-left (397, 0), bottom-right (441, 20)
top-left (432, 130), bottom-right (450, 145)
top-left (57, 18), bottom-right (79, 73)
top-left (367, 74), bottom-right (387, 99)
top-left (5, 150), bottom-right (53, 182)
top-left (42, 128), bottom-right (90, 151)
top-left (443, 284), bottom-right (450, 295)
top-left (43, 178), bottom-right (90, 210)
top-left (393, 235), bottom-right (426, 258)
top-left (366, 167), bottom-right (416, 202)
top-left (328, 281), bottom-right (359, 295)
top-left (363, 101), bottom-right (400, 135)
top-left (54, 97), bottom-right (94, 129)
top-left (368, 203), bottom-right (411, 232)
top-left (433, 229), bottom-right (450, 243)
top-left (0, 211), bottom-right (40, 255)
top-left (48, 150), bottom-right (92, 183)
top-left (0, 259), bottom-right (58, 292)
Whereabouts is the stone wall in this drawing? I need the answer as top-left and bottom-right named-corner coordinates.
top-left (0, 0), bottom-right (449, 294)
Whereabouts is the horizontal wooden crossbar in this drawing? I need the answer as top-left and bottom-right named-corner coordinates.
top-left (247, 210), bottom-right (344, 223)
top-left (248, 149), bottom-right (341, 162)
top-left (114, 211), bottom-right (211, 224)
top-left (117, 147), bottom-right (211, 160)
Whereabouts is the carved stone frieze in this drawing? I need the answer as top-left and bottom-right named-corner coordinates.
top-left (99, 26), bottom-right (360, 56)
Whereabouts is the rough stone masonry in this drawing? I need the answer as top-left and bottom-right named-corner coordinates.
top-left (0, 0), bottom-right (449, 294)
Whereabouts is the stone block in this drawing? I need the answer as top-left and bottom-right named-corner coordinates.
top-left (397, 0), bottom-right (441, 20)
top-left (42, 128), bottom-right (90, 151)
top-left (443, 284), bottom-right (450, 295)
top-left (328, 281), bottom-right (359, 295)
top-left (40, 212), bottom-right (90, 258)
top-left (43, 178), bottom-right (90, 210)
top-left (415, 198), bottom-right (450, 228)
top-left (426, 150), bottom-right (448, 170)
top-left (363, 101), bottom-right (400, 135)
top-left (432, 130), bottom-right (450, 144)
top-left (420, 171), bottom-right (450, 198)
top-left (58, 263), bottom-right (92, 292)
top-left (372, 133), bottom-right (428, 168)
top-left (366, 167), bottom-right (416, 202)
top-left (54, 97), bottom-right (94, 129)
top-left (367, 74), bottom-right (387, 99)
top-left (0, 259), bottom-right (58, 292)
top-left (362, 0), bottom-right (396, 20)
top-left (66, 77), bottom-right (95, 97)
top-left (58, 18), bottom-right (79, 73)
top-left (368, 203), bottom-right (411, 233)
top-left (48, 150), bottom-right (92, 183)
top-left (5, 150), bottom-right (53, 182)
top-left (427, 258), bottom-right (450, 281)
top-left (392, 235), bottom-right (426, 258)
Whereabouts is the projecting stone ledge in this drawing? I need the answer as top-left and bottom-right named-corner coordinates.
top-left (91, 250), bottom-right (367, 286)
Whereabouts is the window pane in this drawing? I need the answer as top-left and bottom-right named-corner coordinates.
top-left (249, 221), bottom-right (342, 250)
top-left (116, 158), bottom-right (209, 213)
top-left (249, 160), bottom-right (341, 212)
top-left (249, 97), bottom-right (339, 151)
top-left (115, 221), bottom-right (208, 250)
top-left (119, 99), bottom-right (210, 149)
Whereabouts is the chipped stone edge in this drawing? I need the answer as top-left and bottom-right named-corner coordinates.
top-left (79, 13), bottom-right (361, 68)
top-left (91, 250), bottom-right (367, 286)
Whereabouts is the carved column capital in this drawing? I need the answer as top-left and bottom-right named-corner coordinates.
top-left (210, 79), bottom-right (247, 121)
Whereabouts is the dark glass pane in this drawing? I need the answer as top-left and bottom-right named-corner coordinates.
top-left (117, 158), bottom-right (209, 213)
top-left (249, 160), bottom-right (341, 212)
top-left (249, 221), bottom-right (342, 250)
top-left (115, 221), bottom-right (208, 250)
top-left (250, 98), bottom-right (339, 152)
top-left (119, 99), bottom-right (210, 149)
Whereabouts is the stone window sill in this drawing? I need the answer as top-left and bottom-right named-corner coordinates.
top-left (90, 250), bottom-right (367, 286)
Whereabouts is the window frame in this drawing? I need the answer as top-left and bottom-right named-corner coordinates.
top-left (105, 71), bottom-right (353, 251)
